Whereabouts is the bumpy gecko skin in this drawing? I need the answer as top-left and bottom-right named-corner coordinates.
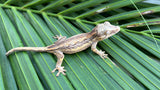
top-left (6, 21), bottom-right (120, 76)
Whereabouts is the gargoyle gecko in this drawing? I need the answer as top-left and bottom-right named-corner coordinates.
top-left (6, 21), bottom-right (120, 76)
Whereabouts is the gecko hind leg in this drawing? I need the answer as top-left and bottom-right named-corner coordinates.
top-left (51, 50), bottom-right (66, 76)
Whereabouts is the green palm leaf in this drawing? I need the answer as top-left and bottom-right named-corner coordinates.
top-left (0, 0), bottom-right (160, 89)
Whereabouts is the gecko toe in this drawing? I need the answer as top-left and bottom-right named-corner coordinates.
top-left (101, 53), bottom-right (108, 59)
top-left (99, 50), bottom-right (108, 59)
top-left (52, 66), bottom-right (66, 76)
top-left (51, 68), bottom-right (57, 73)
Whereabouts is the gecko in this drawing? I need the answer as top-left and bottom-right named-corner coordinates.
top-left (6, 21), bottom-right (120, 76)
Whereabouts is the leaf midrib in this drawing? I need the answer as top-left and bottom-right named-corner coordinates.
top-left (0, 4), bottom-right (96, 25)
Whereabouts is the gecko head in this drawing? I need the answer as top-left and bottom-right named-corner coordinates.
top-left (96, 21), bottom-right (120, 38)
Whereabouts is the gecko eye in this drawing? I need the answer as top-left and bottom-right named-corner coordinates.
top-left (104, 21), bottom-right (110, 25)
top-left (106, 31), bottom-right (110, 35)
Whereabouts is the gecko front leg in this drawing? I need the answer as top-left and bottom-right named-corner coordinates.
top-left (91, 41), bottom-right (108, 59)
top-left (51, 50), bottom-right (66, 76)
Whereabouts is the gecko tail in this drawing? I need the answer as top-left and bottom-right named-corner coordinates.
top-left (6, 47), bottom-right (48, 56)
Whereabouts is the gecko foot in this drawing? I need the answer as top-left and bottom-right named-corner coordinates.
top-left (99, 50), bottom-right (108, 59)
top-left (52, 66), bottom-right (66, 76)
top-left (53, 35), bottom-right (63, 40)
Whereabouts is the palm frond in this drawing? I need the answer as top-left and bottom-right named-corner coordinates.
top-left (0, 0), bottom-right (160, 89)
